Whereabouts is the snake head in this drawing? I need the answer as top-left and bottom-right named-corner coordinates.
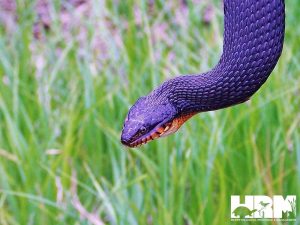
top-left (121, 97), bottom-right (195, 148)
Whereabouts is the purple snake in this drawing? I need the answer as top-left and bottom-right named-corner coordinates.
top-left (121, 0), bottom-right (285, 148)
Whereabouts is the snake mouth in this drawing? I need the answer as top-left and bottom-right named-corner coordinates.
top-left (127, 112), bottom-right (196, 148)
top-left (127, 119), bottom-right (173, 148)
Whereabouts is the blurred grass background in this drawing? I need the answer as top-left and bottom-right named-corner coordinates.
top-left (0, 0), bottom-right (299, 224)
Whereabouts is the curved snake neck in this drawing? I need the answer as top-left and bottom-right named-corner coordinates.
top-left (121, 0), bottom-right (285, 147)
top-left (152, 0), bottom-right (285, 114)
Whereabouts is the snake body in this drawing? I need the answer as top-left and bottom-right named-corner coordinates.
top-left (121, 0), bottom-right (285, 148)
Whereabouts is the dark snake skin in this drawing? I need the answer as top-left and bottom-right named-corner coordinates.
top-left (157, 0), bottom-right (285, 113)
top-left (121, 0), bottom-right (285, 147)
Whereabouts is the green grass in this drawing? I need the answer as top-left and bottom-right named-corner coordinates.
top-left (0, 0), bottom-right (299, 224)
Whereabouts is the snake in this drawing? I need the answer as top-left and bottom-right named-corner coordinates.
top-left (121, 0), bottom-right (285, 148)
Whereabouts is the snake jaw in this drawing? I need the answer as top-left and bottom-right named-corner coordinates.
top-left (126, 124), bottom-right (167, 148)
top-left (125, 112), bottom-right (196, 148)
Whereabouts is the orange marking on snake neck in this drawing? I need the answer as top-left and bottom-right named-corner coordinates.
top-left (174, 112), bottom-right (197, 128)
top-left (159, 112), bottom-right (197, 137)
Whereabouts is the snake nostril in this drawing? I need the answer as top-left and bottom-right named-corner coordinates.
top-left (121, 134), bottom-right (132, 146)
top-left (121, 139), bottom-right (130, 146)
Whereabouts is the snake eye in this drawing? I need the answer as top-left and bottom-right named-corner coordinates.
top-left (140, 126), bottom-right (147, 134)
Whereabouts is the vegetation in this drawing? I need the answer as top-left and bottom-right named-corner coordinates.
top-left (0, 0), bottom-right (299, 224)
